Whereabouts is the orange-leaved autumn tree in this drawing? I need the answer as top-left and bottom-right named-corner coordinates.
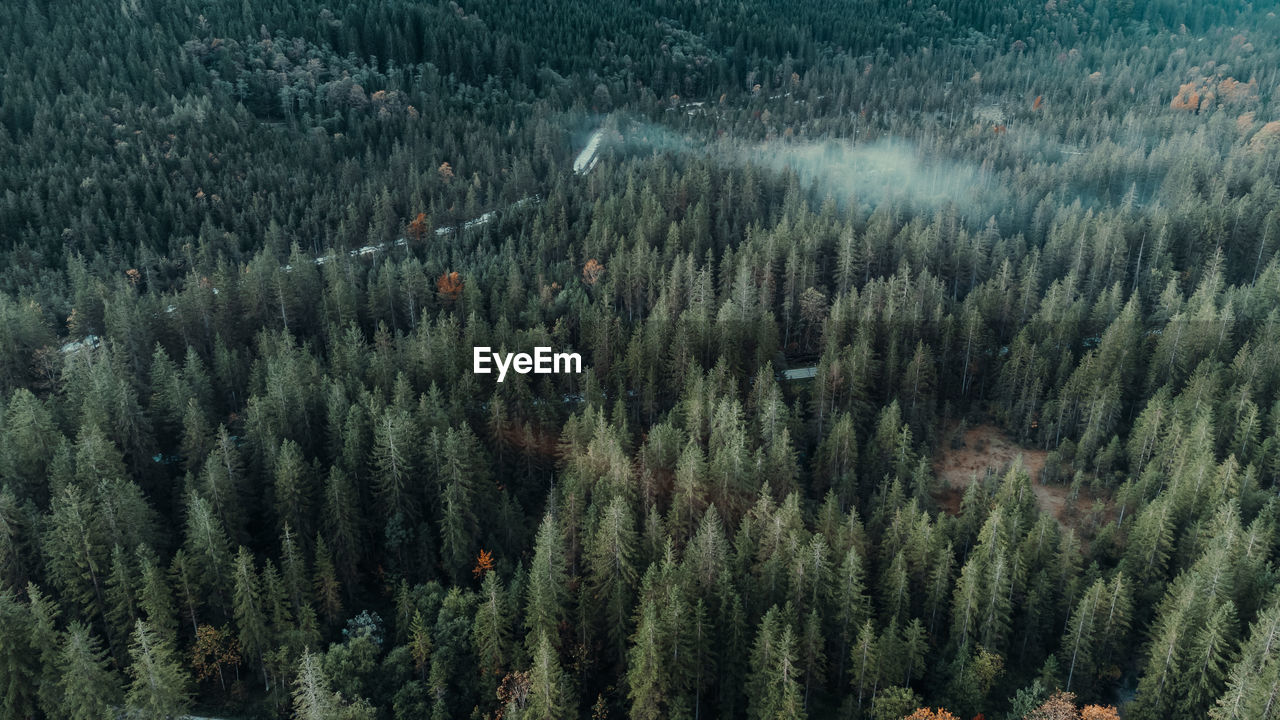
top-left (407, 212), bottom-right (428, 242)
top-left (1217, 76), bottom-right (1257, 105)
top-left (905, 709), bottom-right (961, 720)
top-left (1025, 691), bottom-right (1079, 720)
top-left (437, 271), bottom-right (464, 301)
top-left (1250, 121), bottom-right (1280, 152)
top-left (438, 161), bottom-right (454, 181)
top-left (191, 624), bottom-right (240, 688)
top-left (583, 258), bottom-right (604, 286)
top-left (1078, 706), bottom-right (1120, 720)
top-left (473, 549), bottom-right (494, 578)
top-left (1170, 82), bottom-right (1201, 111)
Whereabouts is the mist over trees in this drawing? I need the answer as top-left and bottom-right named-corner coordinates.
top-left (1, 0), bottom-right (1279, 718)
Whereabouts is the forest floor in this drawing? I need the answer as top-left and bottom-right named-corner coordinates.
top-left (932, 422), bottom-right (1080, 526)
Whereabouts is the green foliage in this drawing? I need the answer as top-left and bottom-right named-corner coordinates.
top-left (56, 622), bottom-right (121, 720)
top-left (294, 649), bottom-right (376, 720)
top-left (0, 591), bottom-right (37, 720)
top-left (3, 0), bottom-right (1280, 718)
top-left (125, 620), bottom-right (193, 720)
top-left (525, 629), bottom-right (574, 720)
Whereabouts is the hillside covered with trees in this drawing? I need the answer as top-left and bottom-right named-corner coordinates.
top-left (0, 0), bottom-right (1278, 718)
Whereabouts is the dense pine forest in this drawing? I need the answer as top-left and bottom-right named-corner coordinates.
top-left (1, 0), bottom-right (1279, 718)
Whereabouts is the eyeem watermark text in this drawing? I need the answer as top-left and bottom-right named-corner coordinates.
top-left (473, 347), bottom-right (582, 382)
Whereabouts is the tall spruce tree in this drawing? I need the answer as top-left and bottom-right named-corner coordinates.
top-left (124, 620), bottom-right (192, 719)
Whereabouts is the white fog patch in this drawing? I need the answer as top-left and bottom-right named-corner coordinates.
top-left (613, 121), bottom-right (1005, 214)
top-left (743, 138), bottom-right (1007, 214)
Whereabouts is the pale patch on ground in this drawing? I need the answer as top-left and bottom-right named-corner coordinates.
top-left (931, 422), bottom-right (1084, 525)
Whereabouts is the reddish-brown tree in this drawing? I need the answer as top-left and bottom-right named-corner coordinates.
top-left (905, 709), bottom-right (961, 720)
top-left (582, 258), bottom-right (604, 286)
top-left (437, 270), bottom-right (464, 300)
top-left (473, 549), bottom-right (495, 578)
top-left (1026, 691), bottom-right (1078, 720)
top-left (1171, 82), bottom-right (1201, 111)
top-left (407, 212), bottom-right (428, 242)
top-left (191, 624), bottom-right (241, 688)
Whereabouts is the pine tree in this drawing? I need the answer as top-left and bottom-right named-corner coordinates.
top-left (0, 389), bottom-right (61, 502)
top-left (26, 583), bottom-right (61, 718)
top-left (1210, 599), bottom-right (1280, 720)
top-left (293, 648), bottom-right (375, 720)
top-left (473, 570), bottom-right (512, 679)
top-left (125, 619), bottom-right (192, 719)
top-left (231, 546), bottom-right (271, 687)
top-left (273, 439), bottom-right (312, 539)
top-left (105, 543), bottom-right (140, 652)
top-left (0, 590), bottom-right (37, 720)
top-left (627, 594), bottom-right (669, 720)
top-left (372, 401), bottom-right (420, 521)
top-left (168, 550), bottom-right (203, 639)
top-left (199, 425), bottom-right (246, 541)
top-left (832, 544), bottom-right (871, 680)
top-left (525, 629), bottom-right (573, 720)
top-left (1130, 581), bottom-right (1195, 720)
top-left (314, 534), bottom-right (343, 626)
top-left (670, 439), bottom-right (708, 542)
top-left (322, 466), bottom-right (362, 585)
top-left (411, 610), bottom-right (435, 681)
top-left (136, 546), bottom-right (178, 644)
top-left (903, 617), bottom-right (928, 686)
top-left (525, 511), bottom-right (568, 648)
top-left (657, 564), bottom-right (698, 715)
top-left (749, 619), bottom-right (807, 720)
top-left (280, 524), bottom-right (310, 617)
top-left (293, 649), bottom-right (339, 719)
top-left (588, 493), bottom-right (639, 660)
top-left (56, 622), bottom-right (121, 720)
top-left (882, 550), bottom-right (911, 623)
top-left (1181, 600), bottom-right (1237, 717)
top-left (180, 398), bottom-right (213, 475)
top-left (427, 587), bottom-right (479, 720)
top-left (925, 544), bottom-right (955, 637)
top-left (437, 426), bottom-right (483, 581)
top-left (0, 487), bottom-right (27, 592)
top-left (260, 559), bottom-right (297, 651)
top-left (849, 618), bottom-right (880, 714)
top-left (181, 491), bottom-right (232, 616)
top-left (799, 609), bottom-right (826, 711)
top-left (689, 597), bottom-right (717, 720)
top-left (42, 485), bottom-right (107, 622)
top-left (951, 509), bottom-right (1013, 654)
top-left (1063, 579), bottom-right (1107, 694)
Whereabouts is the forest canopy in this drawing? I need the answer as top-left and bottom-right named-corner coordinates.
top-left (0, 0), bottom-right (1278, 719)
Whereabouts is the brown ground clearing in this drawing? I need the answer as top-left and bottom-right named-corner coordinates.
top-left (932, 422), bottom-right (1087, 527)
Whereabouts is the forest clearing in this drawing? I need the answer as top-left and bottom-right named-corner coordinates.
top-left (932, 423), bottom-right (1108, 531)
